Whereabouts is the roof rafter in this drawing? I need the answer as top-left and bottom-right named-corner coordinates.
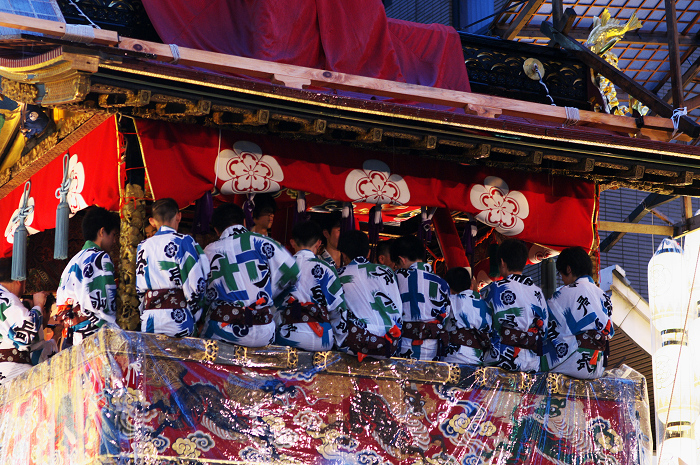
top-left (497, 26), bottom-right (700, 46)
top-left (665, 0), bottom-right (684, 109)
top-left (500, 0), bottom-right (546, 40)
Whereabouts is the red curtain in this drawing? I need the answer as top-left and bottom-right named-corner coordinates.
top-left (0, 117), bottom-right (121, 258)
top-left (137, 119), bottom-right (597, 252)
top-left (140, 0), bottom-right (470, 92)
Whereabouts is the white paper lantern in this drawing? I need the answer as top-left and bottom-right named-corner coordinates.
top-left (658, 437), bottom-right (697, 465)
top-left (649, 238), bottom-right (688, 333)
top-left (653, 343), bottom-right (700, 426)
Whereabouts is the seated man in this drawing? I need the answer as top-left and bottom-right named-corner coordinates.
top-left (318, 212), bottom-right (342, 269)
top-left (276, 220), bottom-right (348, 351)
top-left (0, 257), bottom-right (46, 383)
top-left (542, 247), bottom-right (613, 379)
top-left (56, 206), bottom-right (119, 348)
top-left (481, 239), bottom-right (547, 372)
top-left (338, 230), bottom-right (402, 361)
top-left (250, 193), bottom-right (277, 236)
top-left (203, 203), bottom-right (299, 347)
top-left (441, 267), bottom-right (491, 365)
top-left (135, 198), bottom-right (210, 337)
top-left (391, 235), bottom-right (451, 361)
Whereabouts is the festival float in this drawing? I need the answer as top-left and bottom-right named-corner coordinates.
top-left (2, 0), bottom-right (699, 463)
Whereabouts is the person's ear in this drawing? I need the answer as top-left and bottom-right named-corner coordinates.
top-left (97, 227), bottom-right (106, 239)
top-left (290, 238), bottom-right (298, 250)
top-left (566, 265), bottom-right (573, 276)
top-left (149, 217), bottom-right (158, 228)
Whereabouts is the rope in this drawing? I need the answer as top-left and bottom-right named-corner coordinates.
top-left (168, 44), bottom-right (181, 65)
top-left (16, 181), bottom-right (32, 223)
top-left (55, 153), bottom-right (71, 202)
top-left (671, 107), bottom-right (688, 140)
top-left (62, 24), bottom-right (95, 43)
top-left (564, 107), bottom-right (580, 126)
top-left (66, 0), bottom-right (100, 29)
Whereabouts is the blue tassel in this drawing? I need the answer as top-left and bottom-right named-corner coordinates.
top-left (54, 202), bottom-right (70, 259)
top-left (11, 180), bottom-right (32, 281)
top-left (11, 222), bottom-right (27, 281)
top-left (54, 153), bottom-right (71, 259)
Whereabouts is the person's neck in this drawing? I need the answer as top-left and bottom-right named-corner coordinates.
top-left (0, 281), bottom-right (20, 297)
top-left (326, 246), bottom-right (341, 262)
top-left (251, 225), bottom-right (268, 235)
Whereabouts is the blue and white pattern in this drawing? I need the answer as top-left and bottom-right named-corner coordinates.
top-left (481, 274), bottom-right (547, 372)
top-left (395, 262), bottom-right (451, 361)
top-left (203, 225), bottom-right (299, 347)
top-left (441, 290), bottom-right (491, 365)
top-left (542, 275), bottom-right (614, 379)
top-left (57, 240), bottom-right (117, 344)
top-left (0, 284), bottom-right (42, 384)
top-left (136, 226), bottom-right (210, 337)
top-left (275, 249), bottom-right (348, 351)
top-left (338, 257), bottom-right (402, 355)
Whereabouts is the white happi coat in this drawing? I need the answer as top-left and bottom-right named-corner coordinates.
top-left (441, 290), bottom-right (491, 365)
top-left (57, 241), bottom-right (117, 345)
top-left (0, 284), bottom-right (42, 384)
top-left (481, 274), bottom-right (548, 372)
top-left (275, 249), bottom-right (348, 351)
top-left (395, 262), bottom-right (451, 361)
top-left (338, 257), bottom-right (402, 356)
top-left (203, 225), bottom-right (299, 347)
top-left (542, 275), bottom-right (614, 379)
top-left (135, 226), bottom-right (210, 338)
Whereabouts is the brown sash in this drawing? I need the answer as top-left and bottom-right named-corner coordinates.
top-left (576, 330), bottom-right (608, 351)
top-left (500, 326), bottom-right (541, 352)
top-left (209, 302), bottom-right (273, 326)
top-left (0, 348), bottom-right (30, 364)
top-left (402, 321), bottom-right (449, 346)
top-left (345, 322), bottom-right (401, 359)
top-left (280, 300), bottom-right (330, 325)
top-left (144, 288), bottom-right (187, 310)
top-left (449, 327), bottom-right (490, 350)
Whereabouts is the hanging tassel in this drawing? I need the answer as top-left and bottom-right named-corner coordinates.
top-left (54, 153), bottom-right (71, 259)
top-left (191, 190), bottom-right (214, 235)
top-left (293, 191), bottom-right (309, 225)
top-left (244, 193), bottom-right (256, 229)
top-left (12, 181), bottom-right (32, 281)
top-left (368, 204), bottom-right (383, 244)
top-left (341, 202), bottom-right (355, 233)
top-left (461, 214), bottom-right (478, 255)
top-left (418, 207), bottom-right (437, 245)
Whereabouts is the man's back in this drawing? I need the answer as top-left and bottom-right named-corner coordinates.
top-left (339, 258), bottom-right (402, 359)
top-left (202, 224), bottom-right (298, 347)
top-left (135, 226), bottom-right (209, 337)
top-left (481, 274), bottom-right (547, 372)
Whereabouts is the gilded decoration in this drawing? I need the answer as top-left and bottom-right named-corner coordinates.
top-left (117, 183), bottom-right (146, 330)
top-left (585, 10), bottom-right (649, 116)
top-left (1, 80), bottom-right (38, 104)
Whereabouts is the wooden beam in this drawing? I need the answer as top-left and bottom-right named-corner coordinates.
top-left (665, 0), bottom-right (684, 109)
top-left (541, 21), bottom-right (700, 138)
top-left (501, 0), bottom-right (546, 40)
top-left (598, 221), bottom-right (674, 236)
top-left (599, 193), bottom-right (676, 252)
top-left (660, 55), bottom-right (700, 104)
top-left (684, 93), bottom-right (700, 111)
top-left (502, 26), bottom-right (700, 46)
top-left (0, 12), bottom-right (119, 46)
top-left (548, 7), bottom-right (576, 47)
top-left (654, 11), bottom-right (700, 93)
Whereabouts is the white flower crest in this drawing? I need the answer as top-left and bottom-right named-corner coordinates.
top-left (66, 154), bottom-right (89, 216)
top-left (344, 160), bottom-right (410, 205)
top-left (215, 141), bottom-right (283, 194)
top-left (4, 191), bottom-right (38, 244)
top-left (528, 244), bottom-right (559, 264)
top-left (470, 176), bottom-right (529, 236)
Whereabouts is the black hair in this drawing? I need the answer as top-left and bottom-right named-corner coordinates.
top-left (319, 211), bottom-right (342, 234)
top-left (390, 235), bottom-right (425, 264)
top-left (338, 230), bottom-right (370, 260)
top-left (376, 239), bottom-right (394, 257)
top-left (252, 193), bottom-right (277, 218)
top-left (497, 239), bottom-right (528, 273)
top-left (292, 220), bottom-right (322, 248)
top-left (82, 206), bottom-right (120, 242)
top-left (444, 267), bottom-right (472, 293)
top-left (0, 257), bottom-right (12, 283)
top-left (556, 246), bottom-right (593, 278)
top-left (211, 203), bottom-right (245, 233)
top-left (151, 198), bottom-right (179, 223)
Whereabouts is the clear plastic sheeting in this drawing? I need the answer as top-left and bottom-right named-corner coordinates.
top-left (0, 328), bottom-right (652, 465)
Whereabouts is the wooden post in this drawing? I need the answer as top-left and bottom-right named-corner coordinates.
top-left (665, 0), bottom-right (685, 109)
